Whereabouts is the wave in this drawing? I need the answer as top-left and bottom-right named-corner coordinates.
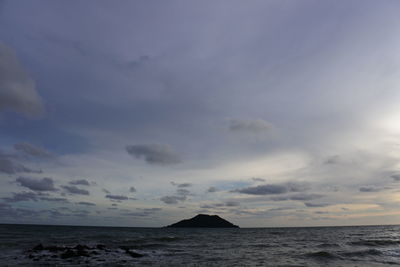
top-left (316, 243), bottom-right (340, 248)
top-left (342, 249), bottom-right (383, 257)
top-left (349, 240), bottom-right (400, 247)
top-left (304, 251), bottom-right (341, 260)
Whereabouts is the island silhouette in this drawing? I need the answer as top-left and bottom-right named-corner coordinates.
top-left (166, 214), bottom-right (239, 228)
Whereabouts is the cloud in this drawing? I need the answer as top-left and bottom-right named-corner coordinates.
top-left (171, 182), bottom-right (192, 188)
top-left (126, 144), bottom-right (181, 165)
top-left (69, 179), bottom-right (90, 186)
top-left (40, 197), bottom-right (69, 203)
top-left (359, 186), bottom-right (381, 192)
top-left (304, 202), bottom-right (332, 207)
top-left (76, 201), bottom-right (96, 206)
top-left (271, 193), bottom-right (323, 201)
top-left (207, 186), bottom-right (218, 193)
top-left (391, 174), bottom-right (400, 181)
top-left (13, 143), bottom-right (54, 158)
top-left (105, 194), bottom-right (129, 201)
top-left (0, 154), bottom-right (41, 174)
top-left (61, 185), bottom-right (89, 195)
top-left (102, 188), bottom-right (110, 194)
top-left (160, 195), bottom-right (186, 204)
top-left (2, 191), bottom-right (38, 202)
top-left (0, 42), bottom-right (44, 117)
top-left (229, 118), bottom-right (272, 132)
top-left (201, 201), bottom-right (240, 209)
top-left (120, 207), bottom-right (161, 217)
top-left (16, 177), bottom-right (57, 191)
top-left (129, 186), bottom-right (136, 192)
top-left (252, 177), bottom-right (266, 182)
top-left (232, 182), bottom-right (308, 195)
top-left (176, 188), bottom-right (191, 196)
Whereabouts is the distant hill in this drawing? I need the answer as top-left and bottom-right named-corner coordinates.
top-left (166, 214), bottom-right (239, 228)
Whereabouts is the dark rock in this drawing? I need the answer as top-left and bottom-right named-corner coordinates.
top-left (74, 244), bottom-right (90, 251)
top-left (126, 250), bottom-right (145, 258)
top-left (45, 245), bottom-right (66, 252)
top-left (96, 244), bottom-right (106, 250)
top-left (166, 214), bottom-right (239, 228)
top-left (33, 244), bottom-right (44, 251)
top-left (76, 249), bottom-right (90, 257)
top-left (60, 249), bottom-right (77, 259)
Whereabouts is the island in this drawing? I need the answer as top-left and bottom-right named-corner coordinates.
top-left (166, 214), bottom-right (239, 228)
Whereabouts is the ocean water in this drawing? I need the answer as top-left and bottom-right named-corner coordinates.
top-left (1, 224), bottom-right (400, 266)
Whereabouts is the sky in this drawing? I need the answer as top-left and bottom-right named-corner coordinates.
top-left (1, 0), bottom-right (400, 227)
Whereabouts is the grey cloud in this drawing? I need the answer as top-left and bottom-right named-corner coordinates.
top-left (40, 197), bottom-right (69, 203)
top-left (207, 186), bottom-right (218, 193)
top-left (233, 182), bottom-right (308, 195)
top-left (106, 194), bottom-right (129, 200)
top-left (126, 144), bottom-right (181, 165)
top-left (171, 182), bottom-right (192, 188)
top-left (0, 155), bottom-right (41, 174)
top-left (16, 177), bottom-right (57, 191)
top-left (252, 177), bottom-right (266, 182)
top-left (69, 179), bottom-right (90, 186)
top-left (129, 186), bottom-right (136, 192)
top-left (61, 185), bottom-right (89, 195)
top-left (102, 188), bottom-right (110, 194)
top-left (160, 195), bottom-right (186, 204)
top-left (14, 143), bottom-right (54, 158)
top-left (77, 201), bottom-right (96, 206)
top-left (2, 191), bottom-right (38, 202)
top-left (391, 174), bottom-right (400, 181)
top-left (229, 118), bottom-right (272, 132)
top-left (120, 207), bottom-right (161, 217)
top-left (271, 193), bottom-right (323, 201)
top-left (200, 201), bottom-right (240, 209)
top-left (176, 188), bottom-right (191, 196)
top-left (359, 186), bottom-right (381, 192)
top-left (0, 43), bottom-right (44, 117)
top-left (304, 202), bottom-right (332, 207)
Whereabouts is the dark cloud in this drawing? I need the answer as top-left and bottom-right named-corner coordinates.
top-left (106, 194), bottom-right (129, 201)
top-left (232, 182), bottom-right (308, 195)
top-left (61, 185), bottom-right (89, 195)
top-left (16, 177), bottom-right (57, 191)
top-left (391, 174), bottom-right (400, 181)
top-left (207, 186), bottom-right (218, 193)
top-left (200, 201), bottom-right (240, 209)
top-left (0, 42), bottom-right (44, 117)
top-left (229, 118), bottom-right (272, 132)
top-left (102, 188), bottom-right (110, 194)
top-left (69, 179), bottom-right (90, 186)
top-left (40, 197), bottom-right (69, 203)
top-left (0, 155), bottom-right (41, 174)
top-left (126, 144), bottom-right (181, 165)
top-left (304, 202), bottom-right (332, 207)
top-left (129, 186), bottom-right (136, 192)
top-left (359, 186), bottom-right (381, 192)
top-left (160, 195), bottom-right (186, 204)
top-left (76, 201), bottom-right (96, 206)
top-left (14, 143), bottom-right (54, 158)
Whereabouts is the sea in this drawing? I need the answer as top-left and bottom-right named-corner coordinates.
top-left (1, 224), bottom-right (400, 266)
